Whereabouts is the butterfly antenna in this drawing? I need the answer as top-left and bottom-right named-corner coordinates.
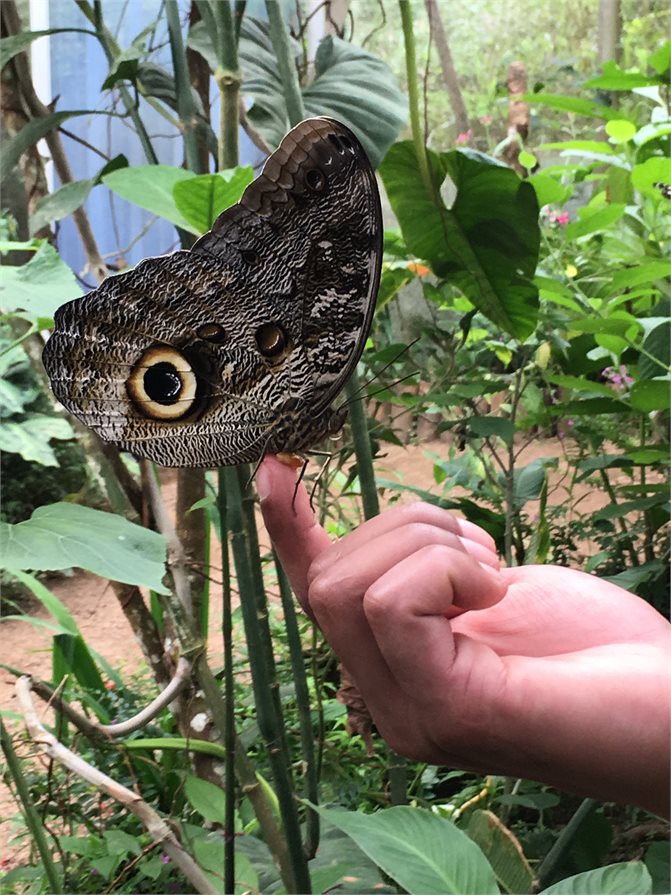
top-left (341, 338), bottom-right (419, 406)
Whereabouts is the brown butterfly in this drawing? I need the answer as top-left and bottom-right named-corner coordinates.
top-left (43, 118), bottom-right (382, 467)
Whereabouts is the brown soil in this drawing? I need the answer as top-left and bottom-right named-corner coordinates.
top-left (0, 437), bottom-right (624, 860)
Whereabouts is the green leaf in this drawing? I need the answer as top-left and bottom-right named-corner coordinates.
top-left (0, 241), bottom-right (82, 322)
top-left (302, 36), bottom-right (407, 166)
top-left (172, 168), bottom-right (254, 234)
top-left (0, 28), bottom-right (92, 71)
top-left (645, 840), bottom-right (670, 894)
top-left (0, 503), bottom-right (169, 593)
top-left (552, 397), bottom-right (632, 415)
top-left (467, 810), bottom-right (534, 895)
top-left (0, 414), bottom-right (73, 465)
top-left (629, 379), bottom-right (671, 412)
top-left (523, 93), bottom-right (626, 121)
top-left (124, 737), bottom-right (227, 759)
top-left (469, 416), bottom-right (514, 445)
top-left (564, 203), bottom-right (625, 240)
top-left (546, 374), bottom-right (614, 397)
top-left (29, 180), bottom-right (94, 236)
top-left (10, 570), bottom-right (78, 633)
top-left (594, 495), bottom-right (667, 521)
top-left (604, 561), bottom-right (666, 594)
top-left (1, 110), bottom-right (95, 187)
top-left (639, 322), bottom-right (670, 380)
top-left (184, 775), bottom-right (227, 825)
top-left (649, 41), bottom-right (671, 75)
top-left (527, 173), bottom-right (572, 207)
top-left (103, 829), bottom-right (142, 858)
top-left (103, 165), bottom-right (196, 231)
top-left (607, 261), bottom-right (670, 294)
top-left (541, 861), bottom-right (652, 894)
top-left (313, 805), bottom-right (499, 895)
top-left (511, 459), bottom-right (552, 508)
top-left (54, 633), bottom-right (105, 693)
top-left (605, 119), bottom-right (637, 143)
top-left (379, 143), bottom-right (540, 340)
top-left (536, 140), bottom-right (614, 155)
top-left (631, 157), bottom-right (671, 196)
top-left (569, 313), bottom-right (641, 336)
top-left (584, 61), bottom-right (663, 90)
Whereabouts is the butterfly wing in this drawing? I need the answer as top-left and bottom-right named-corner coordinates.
top-left (43, 118), bottom-right (382, 467)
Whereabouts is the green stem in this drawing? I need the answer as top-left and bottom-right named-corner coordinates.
top-left (537, 798), bottom-right (597, 889)
top-left (217, 470), bottom-right (236, 894)
top-left (165, 0), bottom-right (202, 173)
top-left (399, 0), bottom-right (433, 197)
top-left (1, 718), bottom-right (63, 893)
top-left (265, 0), bottom-right (305, 126)
top-left (345, 373), bottom-right (379, 519)
top-left (224, 467), bottom-right (311, 893)
top-left (74, 0), bottom-right (159, 164)
top-left (275, 553), bottom-right (320, 857)
top-left (212, 0), bottom-right (242, 171)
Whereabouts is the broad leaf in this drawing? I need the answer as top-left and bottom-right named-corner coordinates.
top-left (541, 861), bottom-right (652, 894)
top-left (173, 167), bottom-right (254, 233)
top-left (0, 503), bottom-right (168, 593)
top-left (638, 321), bottom-right (670, 379)
top-left (185, 775), bottom-right (228, 825)
top-left (467, 810), bottom-right (534, 895)
top-left (0, 414), bottom-right (73, 465)
top-left (103, 165), bottom-right (196, 231)
top-left (629, 379), bottom-right (671, 412)
top-left (314, 805), bottom-right (499, 895)
top-left (606, 261), bottom-right (670, 295)
top-left (469, 416), bottom-right (514, 445)
top-left (380, 143), bottom-right (540, 339)
top-left (584, 61), bottom-right (664, 90)
top-left (0, 241), bottom-right (82, 322)
top-left (29, 179), bottom-right (94, 236)
top-left (523, 93), bottom-right (628, 121)
top-left (301, 36), bottom-right (408, 166)
top-left (564, 203), bottom-right (625, 240)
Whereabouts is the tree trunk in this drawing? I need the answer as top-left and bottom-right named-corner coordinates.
top-left (502, 61), bottom-right (530, 177)
top-left (598, 0), bottom-right (622, 64)
top-left (424, 0), bottom-right (470, 136)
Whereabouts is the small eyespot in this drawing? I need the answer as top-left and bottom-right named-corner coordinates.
top-left (306, 168), bottom-right (327, 192)
top-left (196, 322), bottom-right (227, 343)
top-left (241, 248), bottom-right (260, 265)
top-left (127, 346), bottom-right (198, 421)
top-left (255, 323), bottom-right (288, 359)
top-left (328, 133), bottom-right (345, 154)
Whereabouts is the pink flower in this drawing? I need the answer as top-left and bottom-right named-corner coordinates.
top-left (456, 129), bottom-right (473, 145)
top-left (556, 212), bottom-right (569, 225)
top-left (161, 854), bottom-right (171, 864)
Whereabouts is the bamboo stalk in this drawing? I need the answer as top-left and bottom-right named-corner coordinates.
top-left (275, 554), bottom-right (320, 858)
top-left (224, 466), bottom-right (311, 892)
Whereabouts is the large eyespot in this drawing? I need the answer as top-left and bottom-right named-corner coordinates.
top-left (255, 323), bottom-right (288, 359)
top-left (196, 322), bottom-right (227, 343)
top-left (127, 346), bottom-right (198, 421)
top-left (305, 168), bottom-right (327, 192)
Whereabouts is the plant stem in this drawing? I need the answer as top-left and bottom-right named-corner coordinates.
top-left (0, 717), bottom-right (63, 893)
top-left (218, 468), bottom-right (235, 894)
top-left (399, 0), bottom-right (433, 197)
top-left (345, 373), bottom-right (379, 519)
top-left (265, 0), bottom-right (305, 126)
top-left (275, 553), bottom-right (320, 857)
top-left (165, 0), bottom-right (202, 174)
top-left (537, 798), bottom-right (597, 889)
top-left (224, 466), bottom-right (311, 893)
top-left (212, 0), bottom-right (242, 170)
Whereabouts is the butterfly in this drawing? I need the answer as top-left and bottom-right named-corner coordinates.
top-left (653, 181), bottom-right (671, 200)
top-left (43, 118), bottom-right (382, 467)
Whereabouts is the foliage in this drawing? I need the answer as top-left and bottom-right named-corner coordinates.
top-left (0, 3), bottom-right (668, 895)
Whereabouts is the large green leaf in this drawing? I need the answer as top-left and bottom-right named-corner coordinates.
top-left (639, 321), bottom-right (670, 379)
top-left (0, 414), bottom-right (73, 465)
top-left (467, 810), bottom-right (534, 895)
top-left (314, 805), bottom-right (498, 895)
top-left (102, 165), bottom-right (196, 230)
top-left (380, 143), bottom-right (540, 339)
top-left (301, 36), bottom-right (407, 166)
top-left (189, 19), bottom-right (406, 166)
top-left (0, 28), bottom-right (93, 72)
top-left (0, 241), bottom-right (82, 323)
top-left (541, 861), bottom-right (652, 894)
top-left (584, 60), bottom-right (664, 90)
top-left (172, 167), bottom-right (254, 233)
top-left (523, 93), bottom-right (628, 122)
top-left (0, 503), bottom-right (168, 593)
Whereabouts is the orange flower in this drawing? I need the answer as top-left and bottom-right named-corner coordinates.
top-left (406, 261), bottom-right (430, 277)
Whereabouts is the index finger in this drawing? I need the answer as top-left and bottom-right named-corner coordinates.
top-left (257, 455), bottom-right (331, 605)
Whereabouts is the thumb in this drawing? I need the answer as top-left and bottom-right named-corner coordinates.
top-left (257, 455), bottom-right (331, 607)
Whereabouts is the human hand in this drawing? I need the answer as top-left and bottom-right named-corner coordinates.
top-left (257, 456), bottom-right (671, 817)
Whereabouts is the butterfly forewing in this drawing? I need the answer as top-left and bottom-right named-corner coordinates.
top-left (42, 117), bottom-right (382, 467)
